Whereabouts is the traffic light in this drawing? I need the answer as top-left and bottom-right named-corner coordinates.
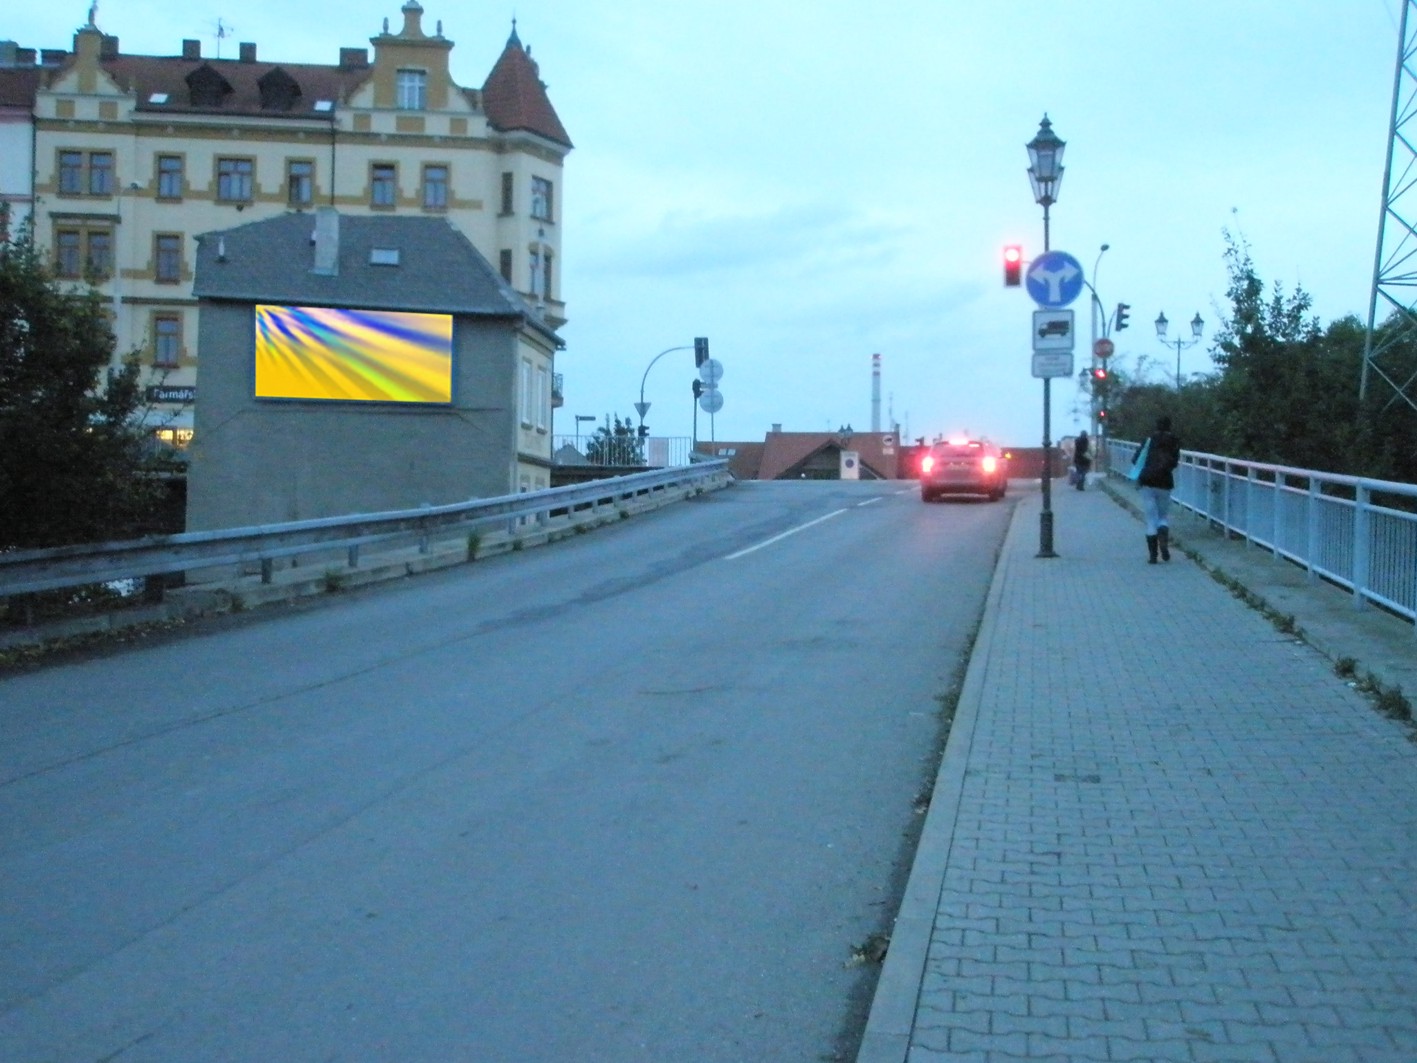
top-left (1115, 303), bottom-right (1130, 331)
top-left (692, 379), bottom-right (703, 399)
top-left (694, 336), bottom-right (710, 367)
top-left (1092, 367), bottom-right (1107, 381)
top-left (1003, 245), bottom-right (1023, 287)
top-left (638, 424), bottom-right (649, 438)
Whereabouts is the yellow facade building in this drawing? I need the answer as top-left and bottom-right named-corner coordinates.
top-left (20, 2), bottom-right (570, 448)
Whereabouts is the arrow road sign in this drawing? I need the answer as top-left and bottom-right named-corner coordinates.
top-left (1025, 250), bottom-right (1085, 309)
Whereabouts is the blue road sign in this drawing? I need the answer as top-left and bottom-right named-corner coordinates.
top-left (1026, 250), bottom-right (1085, 309)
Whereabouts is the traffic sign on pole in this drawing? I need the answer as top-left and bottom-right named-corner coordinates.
top-left (1094, 337), bottom-right (1115, 359)
top-left (1025, 250), bottom-right (1085, 308)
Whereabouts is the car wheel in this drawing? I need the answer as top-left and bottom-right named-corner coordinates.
top-left (921, 489), bottom-right (934, 503)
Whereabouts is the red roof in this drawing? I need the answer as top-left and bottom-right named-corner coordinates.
top-left (0, 68), bottom-right (43, 109)
top-left (481, 29), bottom-right (572, 148)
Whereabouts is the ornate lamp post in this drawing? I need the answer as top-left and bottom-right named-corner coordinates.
top-left (1155, 311), bottom-right (1204, 388)
top-left (1027, 115), bottom-right (1065, 558)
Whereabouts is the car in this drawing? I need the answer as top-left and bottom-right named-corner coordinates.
top-left (920, 438), bottom-right (1008, 502)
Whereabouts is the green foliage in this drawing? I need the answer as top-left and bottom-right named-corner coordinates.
top-left (0, 217), bottom-right (161, 549)
top-left (1101, 228), bottom-right (1417, 483)
top-left (584, 415), bottom-right (645, 466)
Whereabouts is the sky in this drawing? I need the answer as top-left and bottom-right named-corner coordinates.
top-left (8, 0), bottom-right (1405, 446)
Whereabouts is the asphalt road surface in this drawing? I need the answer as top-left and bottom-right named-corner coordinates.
top-left (0, 480), bottom-right (1012, 1062)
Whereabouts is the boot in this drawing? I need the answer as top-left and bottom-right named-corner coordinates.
top-left (1146, 535), bottom-right (1159, 564)
top-left (1158, 526), bottom-right (1171, 561)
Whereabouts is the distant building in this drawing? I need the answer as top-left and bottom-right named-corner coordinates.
top-left (15, 4), bottom-right (570, 446)
top-left (699, 427), bottom-right (904, 480)
top-left (187, 209), bottom-right (560, 529)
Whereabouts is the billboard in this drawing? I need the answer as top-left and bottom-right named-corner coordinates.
top-left (254, 304), bottom-right (454, 404)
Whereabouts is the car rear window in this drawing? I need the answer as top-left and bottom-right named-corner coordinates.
top-left (933, 444), bottom-right (983, 458)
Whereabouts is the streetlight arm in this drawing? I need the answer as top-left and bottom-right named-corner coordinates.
top-left (639, 345), bottom-right (693, 421)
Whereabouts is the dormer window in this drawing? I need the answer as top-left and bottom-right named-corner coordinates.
top-left (396, 69), bottom-right (426, 110)
top-left (186, 63), bottom-right (233, 108)
top-left (257, 67), bottom-right (301, 112)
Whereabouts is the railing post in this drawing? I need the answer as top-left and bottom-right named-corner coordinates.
top-left (1352, 482), bottom-right (1371, 611)
top-left (419, 503), bottom-right (431, 554)
top-left (1306, 478), bottom-right (1320, 583)
top-left (260, 557), bottom-right (274, 584)
top-left (1244, 465), bottom-right (1257, 548)
top-left (348, 543), bottom-right (360, 568)
top-left (1272, 470), bottom-right (1284, 559)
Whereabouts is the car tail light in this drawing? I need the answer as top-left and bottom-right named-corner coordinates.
top-left (920, 455), bottom-right (935, 473)
top-left (981, 456), bottom-right (998, 473)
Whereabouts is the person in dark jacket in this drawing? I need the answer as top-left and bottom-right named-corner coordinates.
top-left (1072, 430), bottom-right (1091, 490)
top-left (1137, 416), bottom-right (1181, 562)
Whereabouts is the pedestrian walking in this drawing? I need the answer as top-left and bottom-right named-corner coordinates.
top-left (1133, 415), bottom-right (1181, 562)
top-left (1072, 430), bottom-right (1091, 490)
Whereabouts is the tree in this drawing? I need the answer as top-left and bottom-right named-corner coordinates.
top-left (0, 216), bottom-right (161, 549)
top-left (584, 415), bottom-right (645, 467)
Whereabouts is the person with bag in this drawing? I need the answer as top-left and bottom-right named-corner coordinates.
top-left (1072, 430), bottom-right (1091, 490)
top-left (1134, 415), bottom-right (1182, 563)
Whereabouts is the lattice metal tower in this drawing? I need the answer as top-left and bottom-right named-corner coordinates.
top-left (1363, 0), bottom-right (1417, 412)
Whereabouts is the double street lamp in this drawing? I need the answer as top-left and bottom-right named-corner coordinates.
top-left (1027, 114), bottom-right (1065, 558)
top-left (1155, 311), bottom-right (1204, 388)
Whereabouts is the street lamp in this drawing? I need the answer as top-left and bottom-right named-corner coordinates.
top-left (573, 413), bottom-right (596, 454)
top-left (1026, 114), bottom-right (1066, 559)
top-left (1155, 311), bottom-right (1204, 388)
top-left (637, 344), bottom-right (693, 436)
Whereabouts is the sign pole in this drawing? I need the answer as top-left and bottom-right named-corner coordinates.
top-left (1038, 209), bottom-right (1056, 558)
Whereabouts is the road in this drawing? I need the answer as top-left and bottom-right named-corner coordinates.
top-left (0, 480), bottom-right (1012, 1062)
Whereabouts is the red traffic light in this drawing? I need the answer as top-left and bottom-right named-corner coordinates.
top-left (1092, 367), bottom-right (1107, 381)
top-left (1003, 245), bottom-right (1023, 287)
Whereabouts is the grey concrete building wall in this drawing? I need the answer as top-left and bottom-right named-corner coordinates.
top-left (186, 301), bottom-right (520, 531)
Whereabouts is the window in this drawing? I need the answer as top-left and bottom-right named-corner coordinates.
top-left (153, 314), bottom-right (182, 367)
top-left (85, 231), bottom-right (112, 278)
top-left (216, 157), bottom-right (253, 202)
top-left (88, 152), bottom-right (114, 196)
top-left (287, 159), bottom-right (314, 207)
top-left (155, 234), bottom-right (182, 283)
top-left (529, 246), bottom-right (552, 301)
top-left (396, 69), bottom-right (427, 110)
top-left (536, 365), bottom-right (550, 431)
top-left (499, 249), bottom-right (513, 283)
top-left (531, 176), bottom-right (553, 222)
top-left (520, 358), bottom-right (533, 425)
top-left (371, 163), bottom-right (396, 208)
top-left (421, 164), bottom-right (448, 211)
top-left (500, 171), bottom-right (513, 215)
top-left (56, 230), bottom-right (82, 277)
top-left (59, 152), bottom-right (84, 194)
top-left (156, 155), bottom-right (184, 199)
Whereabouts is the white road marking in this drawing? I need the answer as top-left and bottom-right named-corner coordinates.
top-left (724, 508), bottom-right (849, 560)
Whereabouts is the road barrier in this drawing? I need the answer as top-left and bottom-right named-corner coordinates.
top-left (0, 461), bottom-right (731, 617)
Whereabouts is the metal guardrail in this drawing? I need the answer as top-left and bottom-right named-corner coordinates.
top-left (0, 461), bottom-right (731, 601)
top-left (1106, 439), bottom-right (1417, 628)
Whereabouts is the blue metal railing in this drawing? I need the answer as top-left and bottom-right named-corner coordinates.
top-left (1106, 439), bottom-right (1417, 627)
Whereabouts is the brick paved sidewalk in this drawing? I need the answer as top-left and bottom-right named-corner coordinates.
top-left (859, 483), bottom-right (1417, 1063)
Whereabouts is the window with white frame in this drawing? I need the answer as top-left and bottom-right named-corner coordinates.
top-left (536, 366), bottom-right (551, 430)
top-left (520, 358), bottom-right (534, 426)
top-left (531, 176), bottom-right (553, 221)
top-left (396, 69), bottom-right (427, 110)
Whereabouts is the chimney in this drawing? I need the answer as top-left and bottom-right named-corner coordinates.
top-left (338, 47), bottom-right (368, 68)
top-left (871, 353), bottom-right (881, 433)
top-left (99, 35), bottom-right (119, 59)
top-left (239, 42), bottom-right (256, 62)
top-left (771, 423), bottom-right (782, 434)
top-left (182, 39), bottom-right (200, 61)
top-left (311, 207), bottom-right (340, 276)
